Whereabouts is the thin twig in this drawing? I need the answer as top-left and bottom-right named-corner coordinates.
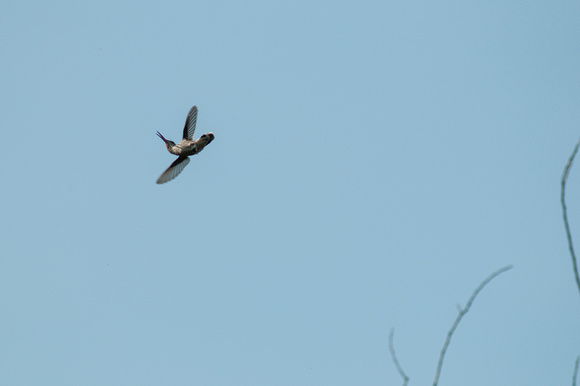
top-left (432, 265), bottom-right (513, 386)
top-left (561, 138), bottom-right (580, 297)
top-left (389, 328), bottom-right (409, 386)
top-left (573, 356), bottom-right (580, 386)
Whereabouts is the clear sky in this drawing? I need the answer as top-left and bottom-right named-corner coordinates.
top-left (1, 1), bottom-right (579, 385)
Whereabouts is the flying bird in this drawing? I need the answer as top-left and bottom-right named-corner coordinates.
top-left (155, 106), bottom-right (215, 184)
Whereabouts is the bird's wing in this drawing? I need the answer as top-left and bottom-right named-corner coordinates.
top-left (156, 156), bottom-right (191, 184)
top-left (182, 106), bottom-right (198, 140)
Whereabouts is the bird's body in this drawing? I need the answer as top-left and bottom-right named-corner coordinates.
top-left (156, 106), bottom-right (214, 184)
top-left (158, 135), bottom-right (212, 157)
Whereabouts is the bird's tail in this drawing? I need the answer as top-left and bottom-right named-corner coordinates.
top-left (156, 131), bottom-right (167, 142)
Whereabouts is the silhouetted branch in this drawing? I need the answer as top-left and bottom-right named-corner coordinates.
top-left (432, 265), bottom-right (513, 386)
top-left (389, 329), bottom-right (409, 386)
top-left (561, 138), bottom-right (580, 298)
top-left (573, 356), bottom-right (579, 386)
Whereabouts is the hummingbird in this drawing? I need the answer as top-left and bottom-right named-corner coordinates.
top-left (155, 106), bottom-right (215, 184)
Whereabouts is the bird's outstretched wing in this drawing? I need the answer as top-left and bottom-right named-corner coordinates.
top-left (182, 106), bottom-right (198, 140)
top-left (156, 156), bottom-right (191, 184)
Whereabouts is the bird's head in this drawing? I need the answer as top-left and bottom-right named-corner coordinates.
top-left (199, 132), bottom-right (215, 146)
top-left (156, 131), bottom-right (175, 149)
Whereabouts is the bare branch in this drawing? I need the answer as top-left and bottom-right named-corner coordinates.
top-left (561, 138), bottom-right (580, 298)
top-left (574, 356), bottom-right (579, 386)
top-left (389, 329), bottom-right (409, 386)
top-left (432, 265), bottom-right (513, 386)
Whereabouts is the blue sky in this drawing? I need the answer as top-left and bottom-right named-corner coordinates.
top-left (1, 1), bottom-right (579, 385)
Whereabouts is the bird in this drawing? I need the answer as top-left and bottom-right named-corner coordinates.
top-left (155, 106), bottom-right (215, 184)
